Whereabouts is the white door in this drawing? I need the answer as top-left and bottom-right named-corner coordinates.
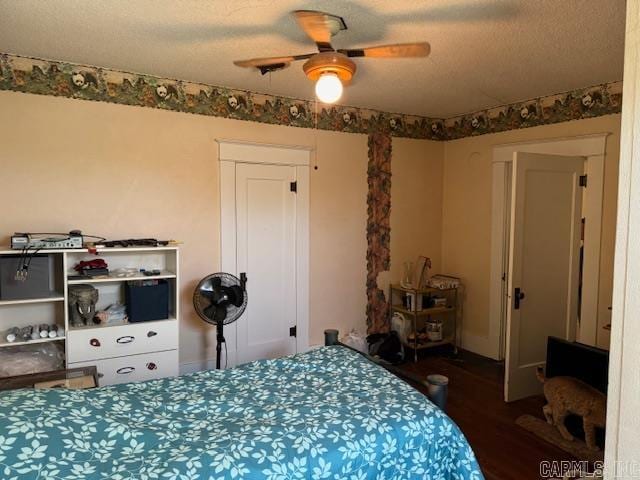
top-left (235, 163), bottom-right (298, 364)
top-left (505, 152), bottom-right (584, 401)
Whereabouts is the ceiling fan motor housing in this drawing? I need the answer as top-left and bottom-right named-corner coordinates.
top-left (303, 52), bottom-right (356, 83)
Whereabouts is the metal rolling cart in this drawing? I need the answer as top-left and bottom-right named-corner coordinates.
top-left (389, 282), bottom-right (460, 362)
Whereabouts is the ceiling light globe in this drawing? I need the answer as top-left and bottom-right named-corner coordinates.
top-left (315, 73), bottom-right (343, 103)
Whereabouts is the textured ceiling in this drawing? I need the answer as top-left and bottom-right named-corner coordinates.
top-left (0, 0), bottom-right (626, 117)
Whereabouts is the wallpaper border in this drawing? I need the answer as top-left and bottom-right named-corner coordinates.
top-left (0, 53), bottom-right (623, 140)
top-left (366, 132), bottom-right (392, 335)
top-left (443, 81), bottom-right (623, 140)
top-left (0, 53), bottom-right (438, 140)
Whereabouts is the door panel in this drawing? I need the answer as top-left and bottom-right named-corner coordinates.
top-left (505, 152), bottom-right (584, 401)
top-left (235, 163), bottom-right (297, 364)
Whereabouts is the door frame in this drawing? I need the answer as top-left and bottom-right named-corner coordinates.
top-left (217, 139), bottom-right (311, 367)
top-left (489, 134), bottom-right (608, 361)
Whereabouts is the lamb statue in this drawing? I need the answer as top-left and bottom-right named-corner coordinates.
top-left (68, 284), bottom-right (99, 327)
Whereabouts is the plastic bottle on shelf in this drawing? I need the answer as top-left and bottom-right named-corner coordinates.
top-left (39, 324), bottom-right (50, 338)
top-left (19, 326), bottom-right (32, 342)
top-left (49, 325), bottom-right (63, 338)
top-left (5, 327), bottom-right (19, 343)
top-left (30, 326), bottom-right (40, 340)
top-left (48, 325), bottom-right (57, 338)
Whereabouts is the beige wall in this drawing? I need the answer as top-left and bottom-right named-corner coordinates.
top-left (0, 89), bottom-right (618, 364)
top-left (442, 114), bottom-right (621, 353)
top-left (0, 90), bottom-right (442, 365)
top-left (385, 138), bottom-right (444, 290)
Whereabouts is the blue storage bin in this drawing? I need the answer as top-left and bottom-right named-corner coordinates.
top-left (124, 280), bottom-right (169, 322)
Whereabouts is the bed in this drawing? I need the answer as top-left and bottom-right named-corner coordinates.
top-left (0, 346), bottom-right (482, 479)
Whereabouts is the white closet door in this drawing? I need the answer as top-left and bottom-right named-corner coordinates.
top-left (505, 152), bottom-right (584, 401)
top-left (235, 163), bottom-right (297, 364)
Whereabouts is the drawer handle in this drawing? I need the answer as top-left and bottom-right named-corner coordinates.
top-left (90, 338), bottom-right (101, 347)
top-left (147, 362), bottom-right (157, 370)
top-left (116, 367), bottom-right (135, 375)
top-left (147, 331), bottom-right (157, 338)
top-left (116, 336), bottom-right (135, 344)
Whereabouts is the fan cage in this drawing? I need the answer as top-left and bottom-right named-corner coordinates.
top-left (193, 272), bottom-right (247, 326)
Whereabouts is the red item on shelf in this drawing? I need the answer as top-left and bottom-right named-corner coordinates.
top-left (74, 259), bottom-right (108, 273)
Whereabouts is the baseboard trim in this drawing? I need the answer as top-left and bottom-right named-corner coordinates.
top-left (461, 331), bottom-right (499, 360)
top-left (180, 345), bottom-right (322, 375)
top-left (179, 359), bottom-right (218, 375)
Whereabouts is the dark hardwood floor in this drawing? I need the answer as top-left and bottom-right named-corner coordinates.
top-left (398, 348), bottom-right (576, 480)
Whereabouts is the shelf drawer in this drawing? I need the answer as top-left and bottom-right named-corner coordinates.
top-left (67, 320), bottom-right (178, 363)
top-left (69, 349), bottom-right (178, 386)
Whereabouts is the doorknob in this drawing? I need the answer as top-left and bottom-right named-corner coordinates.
top-left (514, 288), bottom-right (525, 309)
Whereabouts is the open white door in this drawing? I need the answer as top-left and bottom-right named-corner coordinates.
top-left (235, 162), bottom-right (298, 364)
top-left (505, 152), bottom-right (584, 401)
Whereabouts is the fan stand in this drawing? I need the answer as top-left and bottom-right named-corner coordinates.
top-left (215, 321), bottom-right (225, 370)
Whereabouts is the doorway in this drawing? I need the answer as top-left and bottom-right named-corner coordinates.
top-left (489, 135), bottom-right (608, 401)
top-left (218, 140), bottom-right (310, 367)
top-left (506, 152), bottom-right (585, 401)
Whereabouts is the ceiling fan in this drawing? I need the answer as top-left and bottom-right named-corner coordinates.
top-left (233, 10), bottom-right (430, 104)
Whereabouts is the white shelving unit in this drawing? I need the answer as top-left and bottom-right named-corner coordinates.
top-left (0, 246), bottom-right (180, 386)
top-left (0, 295), bottom-right (65, 306)
top-left (67, 271), bottom-right (176, 284)
top-left (0, 335), bottom-right (66, 349)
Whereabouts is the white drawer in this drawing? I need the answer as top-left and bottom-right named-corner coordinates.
top-left (67, 320), bottom-right (178, 363)
top-left (69, 349), bottom-right (179, 386)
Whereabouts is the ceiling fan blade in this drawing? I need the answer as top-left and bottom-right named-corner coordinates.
top-left (234, 54), bottom-right (314, 68)
top-left (292, 10), bottom-right (346, 51)
top-left (339, 42), bottom-right (431, 59)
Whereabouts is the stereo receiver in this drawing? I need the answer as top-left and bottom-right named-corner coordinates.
top-left (11, 233), bottom-right (84, 250)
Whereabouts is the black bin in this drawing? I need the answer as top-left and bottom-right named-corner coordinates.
top-left (125, 280), bottom-right (169, 322)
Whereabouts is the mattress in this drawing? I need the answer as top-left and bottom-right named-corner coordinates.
top-left (0, 346), bottom-right (482, 479)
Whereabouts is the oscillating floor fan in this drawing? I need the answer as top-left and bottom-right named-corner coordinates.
top-left (193, 272), bottom-right (247, 369)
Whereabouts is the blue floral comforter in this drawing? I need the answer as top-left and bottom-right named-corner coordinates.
top-left (0, 346), bottom-right (482, 479)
